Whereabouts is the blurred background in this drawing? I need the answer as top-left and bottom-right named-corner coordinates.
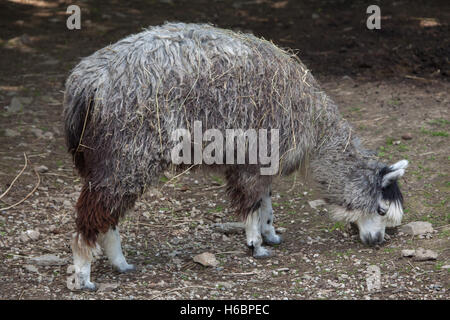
top-left (0, 0), bottom-right (448, 300)
top-left (1, 0), bottom-right (449, 83)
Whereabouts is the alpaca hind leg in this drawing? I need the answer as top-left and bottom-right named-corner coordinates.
top-left (260, 193), bottom-right (282, 246)
top-left (71, 234), bottom-right (99, 291)
top-left (99, 227), bottom-right (135, 273)
top-left (72, 183), bottom-right (137, 290)
top-left (245, 209), bottom-right (272, 258)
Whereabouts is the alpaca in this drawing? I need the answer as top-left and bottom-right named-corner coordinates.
top-left (63, 22), bottom-right (408, 290)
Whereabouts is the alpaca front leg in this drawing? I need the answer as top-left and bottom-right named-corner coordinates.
top-left (99, 227), bottom-right (135, 273)
top-left (245, 209), bottom-right (272, 258)
top-left (260, 194), bottom-right (282, 246)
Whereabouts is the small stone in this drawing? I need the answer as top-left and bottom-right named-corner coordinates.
top-left (4, 129), bottom-right (20, 137)
top-left (193, 252), bottom-right (219, 267)
top-left (414, 248), bottom-right (438, 261)
top-left (30, 254), bottom-right (67, 266)
top-left (216, 282), bottom-right (233, 289)
top-left (308, 199), bottom-right (326, 210)
top-left (276, 227), bottom-right (287, 234)
top-left (97, 282), bottom-right (119, 292)
top-left (190, 207), bottom-right (201, 217)
top-left (163, 171), bottom-right (174, 179)
top-left (401, 133), bottom-right (413, 140)
top-left (24, 264), bottom-right (39, 273)
top-left (30, 128), bottom-right (43, 139)
top-left (399, 221), bottom-right (433, 236)
top-left (7, 97), bottom-right (31, 113)
top-left (63, 200), bottom-right (72, 209)
top-left (393, 140), bottom-right (401, 145)
top-left (42, 131), bottom-right (54, 140)
top-left (147, 187), bottom-right (163, 198)
top-left (328, 280), bottom-right (341, 288)
top-left (26, 229), bottom-right (40, 240)
top-left (441, 265), bottom-right (450, 270)
top-left (366, 265), bottom-right (381, 292)
top-left (19, 233), bottom-right (30, 243)
top-left (47, 225), bottom-right (58, 233)
top-left (20, 229), bottom-right (40, 242)
top-left (35, 165), bottom-right (48, 173)
top-left (401, 249), bottom-right (415, 257)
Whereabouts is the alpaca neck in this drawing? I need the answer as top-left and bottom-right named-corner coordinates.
top-left (310, 102), bottom-right (378, 209)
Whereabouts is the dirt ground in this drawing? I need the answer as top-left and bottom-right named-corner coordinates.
top-left (0, 0), bottom-right (448, 300)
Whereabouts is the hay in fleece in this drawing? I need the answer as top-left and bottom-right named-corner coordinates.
top-left (64, 22), bottom-right (405, 246)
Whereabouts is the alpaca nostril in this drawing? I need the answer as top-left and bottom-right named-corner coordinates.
top-left (363, 232), bottom-right (384, 246)
top-left (363, 233), bottom-right (373, 246)
top-left (375, 232), bottom-right (385, 245)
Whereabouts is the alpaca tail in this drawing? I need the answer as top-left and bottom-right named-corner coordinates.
top-left (63, 83), bottom-right (95, 177)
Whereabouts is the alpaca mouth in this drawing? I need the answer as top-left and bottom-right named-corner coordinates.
top-left (362, 231), bottom-right (384, 246)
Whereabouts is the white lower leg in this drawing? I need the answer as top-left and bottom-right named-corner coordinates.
top-left (260, 195), bottom-right (282, 245)
top-left (245, 209), bottom-right (271, 258)
top-left (72, 234), bottom-right (97, 290)
top-left (99, 227), bottom-right (135, 273)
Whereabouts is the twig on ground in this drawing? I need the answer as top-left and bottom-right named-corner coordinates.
top-left (223, 272), bottom-right (258, 276)
top-left (215, 250), bottom-right (245, 255)
top-left (202, 184), bottom-right (226, 191)
top-left (419, 151), bottom-right (435, 156)
top-left (27, 153), bottom-right (49, 158)
top-left (0, 155), bottom-right (40, 211)
top-left (161, 165), bottom-right (197, 190)
top-left (287, 171), bottom-right (298, 193)
top-left (404, 75), bottom-right (432, 82)
top-left (353, 116), bottom-right (386, 123)
top-left (0, 153), bottom-right (28, 201)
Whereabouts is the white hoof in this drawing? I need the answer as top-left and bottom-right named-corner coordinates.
top-left (263, 234), bottom-right (282, 246)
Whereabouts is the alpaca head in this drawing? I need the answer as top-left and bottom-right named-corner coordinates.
top-left (332, 159), bottom-right (409, 246)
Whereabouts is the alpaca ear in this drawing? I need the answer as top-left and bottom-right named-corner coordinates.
top-left (382, 160), bottom-right (408, 188)
top-left (389, 159), bottom-right (409, 171)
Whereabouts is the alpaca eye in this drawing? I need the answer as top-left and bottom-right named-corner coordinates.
top-left (377, 206), bottom-right (387, 216)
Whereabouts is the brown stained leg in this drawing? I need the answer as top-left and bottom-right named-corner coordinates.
top-left (71, 184), bottom-right (137, 290)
